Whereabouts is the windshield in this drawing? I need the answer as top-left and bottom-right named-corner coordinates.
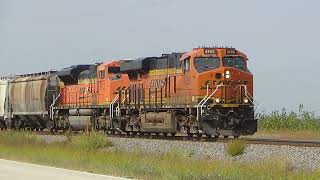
top-left (222, 57), bottom-right (247, 71)
top-left (194, 57), bottom-right (220, 73)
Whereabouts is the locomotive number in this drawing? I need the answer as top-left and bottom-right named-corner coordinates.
top-left (204, 49), bottom-right (216, 54)
top-left (226, 49), bottom-right (237, 55)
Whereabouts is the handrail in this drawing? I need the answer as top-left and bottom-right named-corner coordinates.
top-left (196, 85), bottom-right (221, 121)
top-left (50, 93), bottom-right (60, 120)
top-left (243, 85), bottom-right (254, 104)
top-left (196, 84), bottom-right (209, 121)
top-left (196, 84), bottom-right (256, 121)
top-left (200, 85), bottom-right (221, 113)
top-left (243, 85), bottom-right (260, 112)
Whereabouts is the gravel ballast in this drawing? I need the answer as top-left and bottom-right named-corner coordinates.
top-left (40, 135), bottom-right (320, 171)
top-left (107, 137), bottom-right (320, 171)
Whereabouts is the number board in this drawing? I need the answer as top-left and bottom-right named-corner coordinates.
top-left (226, 49), bottom-right (237, 55)
top-left (204, 49), bottom-right (217, 54)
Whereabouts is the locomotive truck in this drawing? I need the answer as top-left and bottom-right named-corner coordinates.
top-left (0, 47), bottom-right (257, 138)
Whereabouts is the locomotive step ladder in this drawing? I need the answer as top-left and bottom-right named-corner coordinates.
top-left (110, 94), bottom-right (119, 119)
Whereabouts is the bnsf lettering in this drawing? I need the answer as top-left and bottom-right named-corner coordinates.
top-left (150, 79), bottom-right (166, 88)
top-left (80, 87), bottom-right (89, 94)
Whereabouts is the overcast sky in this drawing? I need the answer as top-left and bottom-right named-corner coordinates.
top-left (1, 0), bottom-right (319, 113)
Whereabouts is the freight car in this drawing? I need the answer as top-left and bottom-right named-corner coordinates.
top-left (0, 78), bottom-right (10, 129)
top-left (0, 72), bottom-right (60, 131)
top-left (52, 47), bottom-right (257, 138)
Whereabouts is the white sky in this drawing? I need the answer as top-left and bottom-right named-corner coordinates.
top-left (1, 0), bottom-right (319, 113)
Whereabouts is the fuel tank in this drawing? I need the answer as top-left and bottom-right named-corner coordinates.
top-left (68, 116), bottom-right (93, 130)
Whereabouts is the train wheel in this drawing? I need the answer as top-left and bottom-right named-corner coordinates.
top-left (187, 133), bottom-right (193, 138)
top-left (163, 133), bottom-right (167, 137)
top-left (145, 132), bottom-right (151, 138)
top-left (171, 133), bottom-right (176, 137)
top-left (234, 135), bottom-right (239, 138)
top-left (224, 135), bottom-right (228, 139)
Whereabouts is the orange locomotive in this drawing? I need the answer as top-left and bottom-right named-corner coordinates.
top-left (53, 47), bottom-right (257, 137)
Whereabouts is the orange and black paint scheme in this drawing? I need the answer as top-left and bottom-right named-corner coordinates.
top-left (53, 47), bottom-right (257, 137)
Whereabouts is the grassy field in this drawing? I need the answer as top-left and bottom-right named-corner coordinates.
top-left (0, 131), bottom-right (319, 180)
top-left (257, 105), bottom-right (320, 139)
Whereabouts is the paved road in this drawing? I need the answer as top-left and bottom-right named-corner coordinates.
top-left (0, 159), bottom-right (131, 180)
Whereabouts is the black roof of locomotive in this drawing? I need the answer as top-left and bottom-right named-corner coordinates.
top-left (57, 65), bottom-right (91, 84)
top-left (120, 53), bottom-right (183, 73)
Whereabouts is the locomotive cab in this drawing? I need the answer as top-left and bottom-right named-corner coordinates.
top-left (180, 47), bottom-right (256, 137)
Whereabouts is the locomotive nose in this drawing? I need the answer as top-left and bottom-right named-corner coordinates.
top-left (210, 68), bottom-right (252, 104)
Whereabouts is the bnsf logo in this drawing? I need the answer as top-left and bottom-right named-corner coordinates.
top-left (80, 87), bottom-right (90, 94)
top-left (150, 79), bottom-right (166, 88)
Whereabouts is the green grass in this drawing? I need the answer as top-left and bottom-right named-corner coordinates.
top-left (226, 139), bottom-right (247, 156)
top-left (0, 131), bottom-right (320, 179)
top-left (70, 132), bottom-right (113, 152)
top-left (0, 131), bottom-right (46, 146)
top-left (258, 104), bottom-right (320, 131)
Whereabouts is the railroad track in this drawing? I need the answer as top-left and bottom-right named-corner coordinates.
top-left (240, 138), bottom-right (320, 147)
top-left (103, 133), bottom-right (320, 147)
top-left (3, 130), bottom-right (320, 147)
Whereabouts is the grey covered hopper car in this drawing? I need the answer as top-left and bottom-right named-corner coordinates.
top-left (5, 72), bottom-right (59, 130)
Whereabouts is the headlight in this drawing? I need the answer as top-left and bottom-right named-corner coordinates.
top-left (243, 98), bottom-right (249, 103)
top-left (225, 71), bottom-right (231, 79)
top-left (215, 98), bottom-right (220, 103)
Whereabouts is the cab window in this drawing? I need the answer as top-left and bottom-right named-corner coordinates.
top-left (222, 57), bottom-right (247, 71)
top-left (99, 70), bottom-right (105, 79)
top-left (183, 58), bottom-right (191, 72)
top-left (194, 57), bottom-right (220, 73)
top-left (109, 74), bottom-right (121, 80)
